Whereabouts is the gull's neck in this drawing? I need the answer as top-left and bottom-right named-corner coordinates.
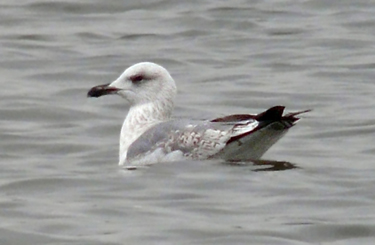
top-left (118, 100), bottom-right (174, 165)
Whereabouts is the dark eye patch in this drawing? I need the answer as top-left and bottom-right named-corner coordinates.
top-left (130, 74), bottom-right (144, 84)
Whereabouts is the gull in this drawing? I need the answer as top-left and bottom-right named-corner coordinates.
top-left (88, 62), bottom-right (309, 166)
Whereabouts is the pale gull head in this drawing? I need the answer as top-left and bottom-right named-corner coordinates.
top-left (88, 62), bottom-right (178, 165)
top-left (88, 62), bottom-right (177, 108)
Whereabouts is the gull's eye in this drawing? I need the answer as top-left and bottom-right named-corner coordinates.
top-left (130, 74), bottom-right (144, 84)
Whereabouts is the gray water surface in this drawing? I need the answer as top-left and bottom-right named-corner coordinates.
top-left (1, 0), bottom-right (375, 244)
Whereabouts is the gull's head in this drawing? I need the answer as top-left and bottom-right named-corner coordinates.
top-left (88, 62), bottom-right (177, 106)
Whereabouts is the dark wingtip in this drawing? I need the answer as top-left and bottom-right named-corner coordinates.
top-left (255, 106), bottom-right (311, 129)
top-left (221, 106), bottom-right (311, 145)
top-left (283, 109), bottom-right (312, 123)
top-left (255, 105), bottom-right (285, 121)
top-left (211, 106), bottom-right (311, 123)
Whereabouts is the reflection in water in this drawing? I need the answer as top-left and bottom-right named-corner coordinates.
top-left (225, 159), bottom-right (298, 172)
top-left (124, 159), bottom-right (298, 171)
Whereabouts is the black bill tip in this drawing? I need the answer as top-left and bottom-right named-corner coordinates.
top-left (87, 83), bottom-right (118, 98)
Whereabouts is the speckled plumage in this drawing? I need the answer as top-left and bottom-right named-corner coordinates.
top-left (126, 119), bottom-right (259, 165)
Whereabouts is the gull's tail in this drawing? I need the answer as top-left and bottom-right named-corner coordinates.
top-left (216, 106), bottom-right (311, 161)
